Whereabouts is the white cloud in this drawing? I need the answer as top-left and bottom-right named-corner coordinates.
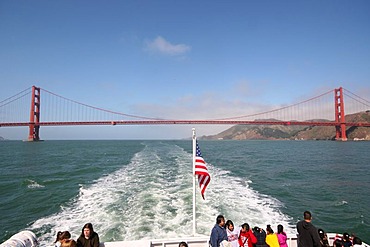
top-left (129, 92), bottom-right (274, 122)
top-left (145, 36), bottom-right (191, 56)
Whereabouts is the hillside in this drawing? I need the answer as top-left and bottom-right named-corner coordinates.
top-left (202, 111), bottom-right (370, 141)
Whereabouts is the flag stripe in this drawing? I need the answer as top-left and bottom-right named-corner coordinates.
top-left (194, 141), bottom-right (211, 199)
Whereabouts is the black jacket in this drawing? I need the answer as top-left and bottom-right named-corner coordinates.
top-left (296, 220), bottom-right (321, 247)
top-left (77, 232), bottom-right (99, 247)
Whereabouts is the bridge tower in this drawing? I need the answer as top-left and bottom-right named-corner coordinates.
top-left (28, 86), bottom-right (41, 141)
top-left (334, 87), bottom-right (347, 141)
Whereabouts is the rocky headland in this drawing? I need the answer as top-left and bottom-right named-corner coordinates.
top-left (201, 111), bottom-right (370, 141)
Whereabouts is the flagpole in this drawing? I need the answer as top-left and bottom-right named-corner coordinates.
top-left (192, 128), bottom-right (197, 236)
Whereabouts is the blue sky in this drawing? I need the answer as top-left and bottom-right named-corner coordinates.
top-left (1, 0), bottom-right (370, 139)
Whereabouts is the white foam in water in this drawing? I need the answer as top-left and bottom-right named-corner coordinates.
top-left (28, 142), bottom-right (296, 246)
top-left (334, 200), bottom-right (348, 206)
top-left (26, 179), bottom-right (45, 189)
top-left (196, 166), bottom-right (296, 235)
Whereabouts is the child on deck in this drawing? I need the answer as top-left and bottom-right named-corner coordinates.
top-left (238, 223), bottom-right (257, 247)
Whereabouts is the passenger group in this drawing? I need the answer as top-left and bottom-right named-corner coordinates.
top-left (209, 211), bottom-right (365, 247)
top-left (53, 211), bottom-right (366, 247)
top-left (53, 223), bottom-right (99, 247)
top-left (210, 214), bottom-right (288, 247)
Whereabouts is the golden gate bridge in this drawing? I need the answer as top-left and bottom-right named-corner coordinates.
top-left (1, 86), bottom-right (370, 141)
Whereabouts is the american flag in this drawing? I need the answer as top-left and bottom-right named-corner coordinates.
top-left (195, 141), bottom-right (211, 199)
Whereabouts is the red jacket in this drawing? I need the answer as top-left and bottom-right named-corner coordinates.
top-left (238, 229), bottom-right (257, 247)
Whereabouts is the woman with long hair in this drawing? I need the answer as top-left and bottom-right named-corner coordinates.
top-left (265, 225), bottom-right (279, 247)
top-left (225, 220), bottom-right (240, 247)
top-left (76, 223), bottom-right (99, 247)
top-left (277, 224), bottom-right (288, 247)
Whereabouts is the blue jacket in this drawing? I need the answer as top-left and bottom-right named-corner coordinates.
top-left (210, 224), bottom-right (227, 247)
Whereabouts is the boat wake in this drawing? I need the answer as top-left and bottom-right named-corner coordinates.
top-left (27, 142), bottom-right (295, 246)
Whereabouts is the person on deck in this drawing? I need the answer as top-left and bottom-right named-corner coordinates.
top-left (265, 225), bottom-right (279, 247)
top-left (342, 233), bottom-right (353, 247)
top-left (225, 220), bottom-right (240, 247)
top-left (178, 241), bottom-right (188, 247)
top-left (333, 238), bottom-right (344, 247)
top-left (54, 231), bottom-right (71, 247)
top-left (76, 223), bottom-right (99, 247)
top-left (296, 211), bottom-right (321, 247)
top-left (253, 226), bottom-right (268, 247)
top-left (277, 224), bottom-right (288, 247)
top-left (317, 229), bottom-right (330, 247)
top-left (209, 215), bottom-right (228, 247)
top-left (352, 237), bottom-right (364, 247)
top-left (238, 223), bottom-right (257, 247)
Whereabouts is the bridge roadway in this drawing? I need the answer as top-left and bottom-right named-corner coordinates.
top-left (1, 120), bottom-right (370, 127)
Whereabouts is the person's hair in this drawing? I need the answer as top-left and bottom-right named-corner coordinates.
top-left (318, 229), bottom-right (325, 239)
top-left (277, 224), bottom-right (284, 234)
top-left (216, 215), bottom-right (225, 224)
top-left (303, 211), bottom-right (312, 220)
top-left (253, 226), bottom-right (260, 232)
top-left (54, 231), bottom-right (62, 243)
top-left (54, 231), bottom-right (71, 243)
top-left (61, 239), bottom-right (77, 247)
top-left (225, 220), bottom-right (234, 230)
top-left (343, 232), bottom-right (350, 241)
top-left (178, 242), bottom-right (188, 247)
top-left (334, 239), bottom-right (343, 247)
top-left (266, 224), bottom-right (274, 234)
top-left (80, 223), bottom-right (94, 238)
top-left (241, 223), bottom-right (250, 231)
top-left (353, 237), bottom-right (362, 245)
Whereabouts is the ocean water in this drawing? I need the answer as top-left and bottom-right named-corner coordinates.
top-left (0, 140), bottom-right (369, 245)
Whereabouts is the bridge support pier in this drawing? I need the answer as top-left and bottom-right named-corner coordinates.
top-left (334, 87), bottom-right (347, 141)
top-left (28, 86), bottom-right (41, 141)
